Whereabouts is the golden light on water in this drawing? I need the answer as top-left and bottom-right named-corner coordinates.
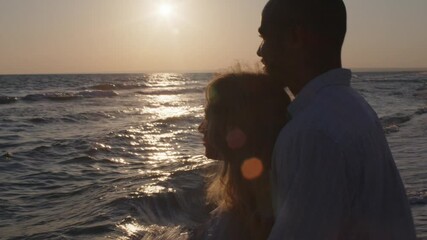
top-left (117, 221), bottom-right (187, 240)
top-left (147, 73), bottom-right (185, 87)
top-left (241, 157), bottom-right (264, 180)
top-left (134, 184), bottom-right (175, 197)
top-left (117, 221), bottom-right (144, 237)
top-left (143, 75), bottom-right (189, 120)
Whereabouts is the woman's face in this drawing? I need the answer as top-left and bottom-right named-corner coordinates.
top-left (198, 119), bottom-right (219, 160)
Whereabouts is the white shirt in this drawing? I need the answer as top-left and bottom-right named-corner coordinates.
top-left (269, 68), bottom-right (416, 240)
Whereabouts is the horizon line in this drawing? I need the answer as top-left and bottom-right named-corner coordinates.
top-left (1, 67), bottom-right (427, 76)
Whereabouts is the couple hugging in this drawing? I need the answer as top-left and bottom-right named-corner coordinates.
top-left (193, 0), bottom-right (416, 239)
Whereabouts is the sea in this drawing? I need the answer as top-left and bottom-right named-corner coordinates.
top-left (0, 71), bottom-right (426, 240)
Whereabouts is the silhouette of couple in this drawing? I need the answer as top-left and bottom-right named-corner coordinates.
top-left (195, 0), bottom-right (416, 239)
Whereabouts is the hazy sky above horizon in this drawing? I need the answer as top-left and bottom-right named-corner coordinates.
top-left (1, 0), bottom-right (426, 74)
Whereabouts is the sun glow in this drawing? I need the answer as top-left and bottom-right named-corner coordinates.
top-left (158, 3), bottom-right (174, 18)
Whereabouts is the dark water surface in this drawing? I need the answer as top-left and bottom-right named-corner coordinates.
top-left (0, 71), bottom-right (426, 239)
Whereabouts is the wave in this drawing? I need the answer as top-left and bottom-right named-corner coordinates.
top-left (388, 91), bottom-right (403, 96)
top-left (60, 156), bottom-right (129, 166)
top-left (1, 151), bottom-right (13, 158)
top-left (115, 219), bottom-right (188, 240)
top-left (0, 134), bottom-right (20, 141)
top-left (27, 116), bottom-right (79, 124)
top-left (356, 78), bottom-right (426, 83)
top-left (65, 111), bottom-right (117, 122)
top-left (27, 112), bottom-right (114, 124)
top-left (154, 115), bottom-right (198, 125)
top-left (23, 92), bottom-right (80, 101)
top-left (380, 113), bottom-right (411, 134)
top-left (0, 151), bottom-right (27, 172)
top-left (27, 117), bottom-right (56, 124)
top-left (383, 125), bottom-right (400, 134)
top-left (60, 156), bottom-right (102, 165)
top-left (106, 169), bottom-right (211, 239)
top-left (0, 96), bottom-right (19, 104)
top-left (380, 107), bottom-right (427, 134)
top-left (414, 86), bottom-right (427, 98)
top-left (86, 83), bottom-right (147, 91)
top-left (63, 224), bottom-right (113, 238)
top-left (380, 114), bottom-right (412, 127)
top-left (416, 84), bottom-right (427, 91)
top-left (110, 188), bottom-right (208, 225)
top-left (415, 107), bottom-right (427, 115)
top-left (21, 90), bottom-right (118, 102)
top-left (135, 88), bottom-right (203, 96)
top-left (21, 170), bottom-right (87, 183)
top-left (408, 191), bottom-right (427, 205)
top-left (27, 110), bottom-right (118, 125)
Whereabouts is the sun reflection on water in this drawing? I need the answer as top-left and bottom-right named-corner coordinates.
top-left (131, 184), bottom-right (175, 197)
top-left (110, 157), bottom-right (129, 165)
top-left (110, 72), bottom-right (210, 240)
top-left (116, 219), bottom-right (187, 240)
top-left (147, 73), bottom-right (186, 87)
top-left (144, 101), bottom-right (189, 120)
top-left (118, 221), bottom-right (144, 236)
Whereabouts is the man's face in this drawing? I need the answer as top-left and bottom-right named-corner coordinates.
top-left (257, 2), bottom-right (296, 87)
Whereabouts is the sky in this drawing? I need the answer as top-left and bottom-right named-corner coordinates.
top-left (0, 0), bottom-right (426, 74)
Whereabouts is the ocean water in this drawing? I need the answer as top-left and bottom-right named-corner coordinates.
top-left (0, 71), bottom-right (426, 239)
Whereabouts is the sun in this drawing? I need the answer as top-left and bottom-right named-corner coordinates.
top-left (158, 3), bottom-right (173, 18)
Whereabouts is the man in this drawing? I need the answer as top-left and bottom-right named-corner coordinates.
top-left (257, 0), bottom-right (416, 239)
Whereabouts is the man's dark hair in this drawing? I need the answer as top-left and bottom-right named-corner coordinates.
top-left (264, 0), bottom-right (347, 48)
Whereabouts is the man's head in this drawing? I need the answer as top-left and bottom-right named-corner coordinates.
top-left (258, 0), bottom-right (347, 93)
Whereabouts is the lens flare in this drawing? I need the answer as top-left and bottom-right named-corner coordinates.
top-left (241, 157), bottom-right (264, 180)
top-left (226, 128), bottom-right (247, 149)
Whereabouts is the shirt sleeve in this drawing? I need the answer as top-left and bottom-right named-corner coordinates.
top-left (268, 130), bottom-right (350, 240)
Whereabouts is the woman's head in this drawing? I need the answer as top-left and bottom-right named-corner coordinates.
top-left (200, 72), bottom-right (288, 166)
top-left (199, 72), bottom-right (289, 216)
top-left (199, 72), bottom-right (289, 239)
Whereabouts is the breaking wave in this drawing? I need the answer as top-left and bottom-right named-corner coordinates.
top-left (408, 191), bottom-right (427, 205)
top-left (0, 96), bottom-right (19, 104)
top-left (21, 90), bottom-right (119, 102)
top-left (86, 83), bottom-right (148, 91)
top-left (380, 107), bottom-right (427, 134)
top-left (135, 88), bottom-right (203, 96)
top-left (414, 85), bottom-right (427, 98)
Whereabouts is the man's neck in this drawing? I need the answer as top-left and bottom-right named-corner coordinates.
top-left (291, 60), bottom-right (342, 95)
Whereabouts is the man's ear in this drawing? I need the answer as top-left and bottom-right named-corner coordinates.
top-left (291, 25), bottom-right (308, 48)
top-left (287, 24), bottom-right (320, 50)
top-left (295, 25), bottom-right (325, 47)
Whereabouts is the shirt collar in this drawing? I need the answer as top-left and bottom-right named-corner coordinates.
top-left (287, 68), bottom-right (352, 118)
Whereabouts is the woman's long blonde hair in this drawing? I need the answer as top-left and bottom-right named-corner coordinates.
top-left (203, 72), bottom-right (289, 239)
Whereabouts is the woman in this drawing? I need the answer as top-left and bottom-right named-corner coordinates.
top-left (194, 72), bottom-right (289, 239)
